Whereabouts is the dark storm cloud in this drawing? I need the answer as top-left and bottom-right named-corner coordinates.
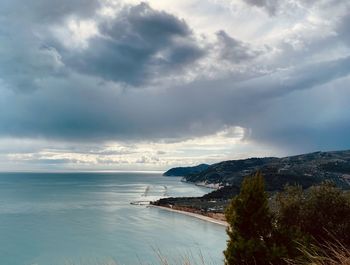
top-left (0, 29), bottom-right (65, 91)
top-left (0, 0), bottom-right (350, 158)
top-left (62, 3), bottom-right (204, 85)
top-left (245, 77), bottom-right (350, 153)
top-left (240, 56), bottom-right (350, 98)
top-left (1, 55), bottom-right (349, 145)
top-left (0, 2), bottom-right (204, 89)
top-left (0, 0), bottom-right (99, 91)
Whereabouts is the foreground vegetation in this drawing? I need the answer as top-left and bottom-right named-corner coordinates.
top-left (286, 243), bottom-right (350, 265)
top-left (70, 246), bottom-right (350, 265)
top-left (224, 172), bottom-right (350, 265)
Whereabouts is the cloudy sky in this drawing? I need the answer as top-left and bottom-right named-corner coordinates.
top-left (0, 0), bottom-right (350, 171)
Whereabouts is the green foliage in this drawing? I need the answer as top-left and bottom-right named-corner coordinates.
top-left (224, 172), bottom-right (286, 265)
top-left (275, 182), bottom-right (350, 251)
top-left (273, 185), bottom-right (312, 260)
top-left (223, 174), bottom-right (350, 265)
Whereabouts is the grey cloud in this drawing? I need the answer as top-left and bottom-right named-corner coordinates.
top-left (0, 0), bottom-right (100, 23)
top-left (32, 158), bottom-right (83, 165)
top-left (338, 12), bottom-right (350, 46)
top-left (0, 55), bottom-right (349, 145)
top-left (237, 56), bottom-right (350, 99)
top-left (280, 57), bottom-right (350, 92)
top-left (0, 0), bottom-right (350, 161)
top-left (241, 0), bottom-right (322, 16)
top-left (245, 77), bottom-right (350, 153)
top-left (62, 3), bottom-right (205, 85)
top-left (0, 29), bottom-right (65, 91)
top-left (96, 158), bottom-right (130, 165)
top-left (0, 0), bottom-right (91, 91)
top-left (100, 3), bottom-right (191, 40)
top-left (0, 2), bottom-right (205, 91)
top-left (136, 156), bottom-right (159, 164)
top-left (216, 30), bottom-right (265, 63)
top-left (242, 0), bottom-right (279, 15)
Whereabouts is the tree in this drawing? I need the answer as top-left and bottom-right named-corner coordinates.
top-left (276, 182), bottom-right (350, 250)
top-left (274, 185), bottom-right (311, 260)
top-left (224, 174), bottom-right (350, 265)
top-left (224, 172), bottom-right (284, 265)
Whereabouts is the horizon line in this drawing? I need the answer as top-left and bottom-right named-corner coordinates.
top-left (0, 170), bottom-right (165, 174)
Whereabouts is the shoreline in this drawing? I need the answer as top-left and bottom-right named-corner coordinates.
top-left (149, 205), bottom-right (228, 227)
top-left (181, 178), bottom-right (221, 189)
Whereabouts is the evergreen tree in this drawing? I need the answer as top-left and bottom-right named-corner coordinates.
top-left (224, 172), bottom-right (282, 265)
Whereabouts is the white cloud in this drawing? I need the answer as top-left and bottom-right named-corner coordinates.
top-left (0, 127), bottom-right (284, 171)
top-left (51, 18), bottom-right (99, 49)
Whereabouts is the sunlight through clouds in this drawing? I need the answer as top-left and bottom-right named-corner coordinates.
top-left (0, 127), bottom-right (283, 171)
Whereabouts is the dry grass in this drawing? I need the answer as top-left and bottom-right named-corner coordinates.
top-left (61, 250), bottom-right (215, 265)
top-left (287, 241), bottom-right (350, 265)
top-left (151, 248), bottom-right (213, 265)
top-left (58, 241), bottom-right (350, 265)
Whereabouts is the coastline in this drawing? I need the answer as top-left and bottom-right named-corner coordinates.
top-left (149, 205), bottom-right (228, 227)
top-left (181, 178), bottom-right (221, 189)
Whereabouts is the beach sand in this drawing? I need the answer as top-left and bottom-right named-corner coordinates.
top-left (149, 205), bottom-right (228, 227)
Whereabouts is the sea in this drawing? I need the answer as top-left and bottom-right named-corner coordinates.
top-left (0, 172), bottom-right (227, 265)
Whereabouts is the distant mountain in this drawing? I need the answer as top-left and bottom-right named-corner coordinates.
top-left (156, 150), bottom-right (350, 215)
top-left (180, 150), bottom-right (350, 191)
top-left (163, 164), bottom-right (210, 177)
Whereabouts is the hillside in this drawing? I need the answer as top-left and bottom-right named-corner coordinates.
top-left (156, 150), bottom-right (350, 215)
top-left (180, 150), bottom-right (350, 191)
top-left (163, 164), bottom-right (210, 176)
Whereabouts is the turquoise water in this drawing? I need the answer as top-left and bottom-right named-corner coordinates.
top-left (0, 173), bottom-right (226, 265)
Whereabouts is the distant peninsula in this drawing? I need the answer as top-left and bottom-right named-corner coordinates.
top-left (165, 150), bottom-right (350, 190)
top-left (153, 150), bottom-right (350, 221)
top-left (163, 164), bottom-right (210, 177)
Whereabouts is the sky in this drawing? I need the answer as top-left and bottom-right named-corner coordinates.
top-left (0, 0), bottom-right (350, 171)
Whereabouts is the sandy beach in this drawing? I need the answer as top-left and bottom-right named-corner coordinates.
top-left (149, 205), bottom-right (228, 227)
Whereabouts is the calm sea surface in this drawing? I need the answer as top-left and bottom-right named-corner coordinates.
top-left (0, 173), bottom-right (226, 265)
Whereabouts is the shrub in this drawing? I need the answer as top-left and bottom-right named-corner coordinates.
top-left (224, 175), bottom-right (350, 264)
top-left (275, 182), bottom-right (350, 252)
